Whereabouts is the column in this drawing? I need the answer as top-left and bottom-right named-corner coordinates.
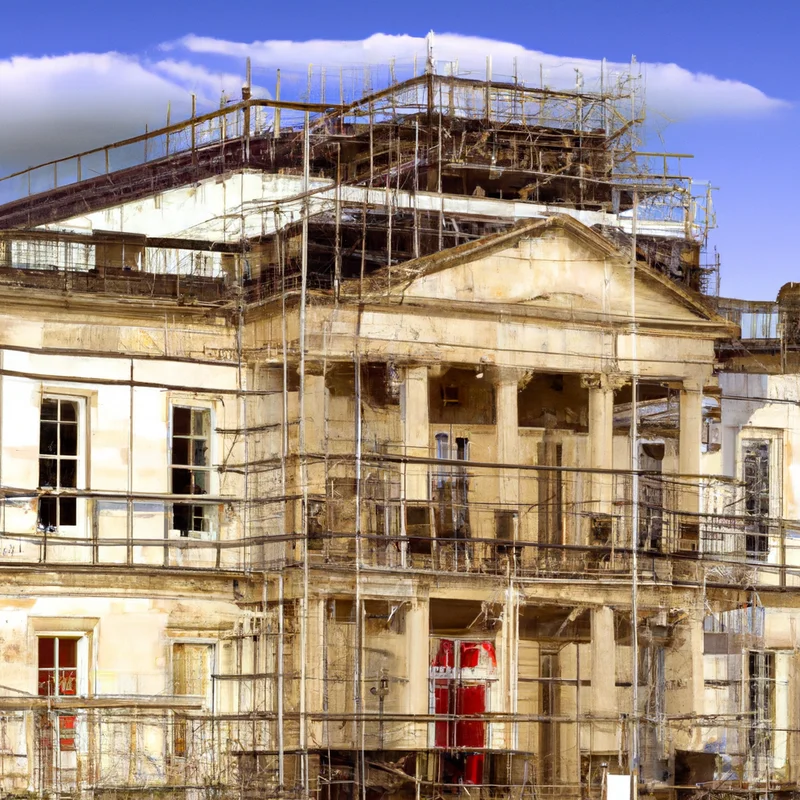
top-left (679, 378), bottom-right (703, 516)
top-left (495, 374), bottom-right (520, 507)
top-left (664, 606), bottom-right (705, 751)
top-left (305, 597), bottom-right (326, 747)
top-left (581, 374), bottom-right (616, 517)
top-left (405, 600), bottom-right (430, 746)
top-left (590, 606), bottom-right (617, 752)
top-left (304, 371), bottom-right (327, 496)
top-left (403, 366), bottom-right (429, 501)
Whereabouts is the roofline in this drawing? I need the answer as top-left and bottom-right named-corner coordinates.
top-left (345, 213), bottom-right (734, 333)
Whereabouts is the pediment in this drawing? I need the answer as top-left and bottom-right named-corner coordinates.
top-left (375, 216), bottom-right (726, 330)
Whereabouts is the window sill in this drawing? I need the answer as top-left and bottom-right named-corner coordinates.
top-left (168, 529), bottom-right (216, 542)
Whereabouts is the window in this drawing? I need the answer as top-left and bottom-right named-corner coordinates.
top-left (38, 398), bottom-right (81, 531)
top-left (495, 510), bottom-right (520, 566)
top-left (435, 432), bottom-right (449, 489)
top-left (539, 649), bottom-right (560, 786)
top-left (433, 434), bottom-right (470, 539)
top-left (638, 442), bottom-right (665, 551)
top-left (406, 505), bottom-right (432, 555)
top-left (373, 503), bottom-right (400, 566)
top-left (38, 636), bottom-right (80, 751)
top-left (537, 442), bottom-right (563, 547)
top-left (38, 636), bottom-right (78, 698)
top-left (172, 642), bottom-right (213, 756)
top-left (748, 650), bottom-right (775, 776)
top-left (743, 438), bottom-right (770, 559)
top-left (441, 385), bottom-right (460, 407)
top-left (171, 406), bottom-right (212, 537)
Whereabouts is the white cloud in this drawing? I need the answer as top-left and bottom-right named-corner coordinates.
top-left (0, 52), bottom-right (251, 181)
top-left (0, 53), bottom-right (189, 176)
top-left (171, 31), bottom-right (789, 119)
top-left (0, 33), bottom-right (786, 189)
top-left (151, 59), bottom-right (262, 105)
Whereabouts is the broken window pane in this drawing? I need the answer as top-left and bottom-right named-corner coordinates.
top-left (192, 470), bottom-right (208, 494)
top-left (173, 406), bottom-right (191, 435)
top-left (192, 409), bottom-right (209, 437)
top-left (172, 467), bottom-right (192, 494)
top-left (192, 438), bottom-right (208, 467)
top-left (173, 503), bottom-right (192, 535)
top-left (172, 437), bottom-right (189, 466)
top-left (38, 497), bottom-right (57, 529)
top-left (59, 497), bottom-right (77, 526)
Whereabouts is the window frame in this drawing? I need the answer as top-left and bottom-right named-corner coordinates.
top-left (170, 638), bottom-right (216, 758)
top-left (35, 631), bottom-right (90, 754)
top-left (738, 427), bottom-right (783, 561)
top-left (37, 394), bottom-right (87, 535)
top-left (168, 402), bottom-right (217, 539)
top-left (37, 634), bottom-right (81, 699)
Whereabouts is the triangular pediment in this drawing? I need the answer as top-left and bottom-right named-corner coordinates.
top-left (365, 216), bottom-right (728, 332)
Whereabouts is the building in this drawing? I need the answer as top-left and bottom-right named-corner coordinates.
top-left (0, 62), bottom-right (794, 800)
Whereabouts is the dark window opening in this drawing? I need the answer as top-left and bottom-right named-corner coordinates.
top-left (539, 649), bottom-right (560, 786)
top-left (495, 510), bottom-right (521, 565)
top-left (441, 385), bottom-right (460, 406)
top-left (430, 367), bottom-right (495, 425)
top-left (171, 406), bottom-right (212, 537)
top-left (537, 442), bottom-right (563, 547)
top-left (748, 650), bottom-right (775, 774)
top-left (639, 442), bottom-right (664, 551)
top-left (406, 505), bottom-right (432, 554)
top-left (743, 439), bottom-right (770, 560)
top-left (38, 398), bottom-right (80, 531)
top-left (518, 373), bottom-right (588, 431)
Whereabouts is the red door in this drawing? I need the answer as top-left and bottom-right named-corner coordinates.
top-left (430, 639), bottom-right (495, 785)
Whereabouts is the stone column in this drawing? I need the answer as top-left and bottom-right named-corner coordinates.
top-left (305, 596), bottom-right (326, 747)
top-left (581, 374), bottom-right (617, 517)
top-left (495, 374), bottom-right (520, 507)
top-left (590, 606), bottom-right (618, 752)
top-left (403, 366), bottom-right (429, 502)
top-left (664, 605), bottom-right (705, 751)
top-left (405, 599), bottom-right (430, 746)
top-left (304, 371), bottom-right (327, 496)
top-left (679, 378), bottom-right (704, 516)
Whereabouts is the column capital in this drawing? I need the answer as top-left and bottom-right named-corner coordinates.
top-left (681, 376), bottom-right (705, 393)
top-left (493, 366), bottom-right (527, 387)
top-left (580, 372), bottom-right (628, 392)
top-left (404, 364), bottom-right (429, 379)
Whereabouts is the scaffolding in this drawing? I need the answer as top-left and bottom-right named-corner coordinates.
top-left (0, 57), bottom-right (783, 800)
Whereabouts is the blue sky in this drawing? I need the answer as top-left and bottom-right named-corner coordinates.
top-left (0, 0), bottom-right (795, 300)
